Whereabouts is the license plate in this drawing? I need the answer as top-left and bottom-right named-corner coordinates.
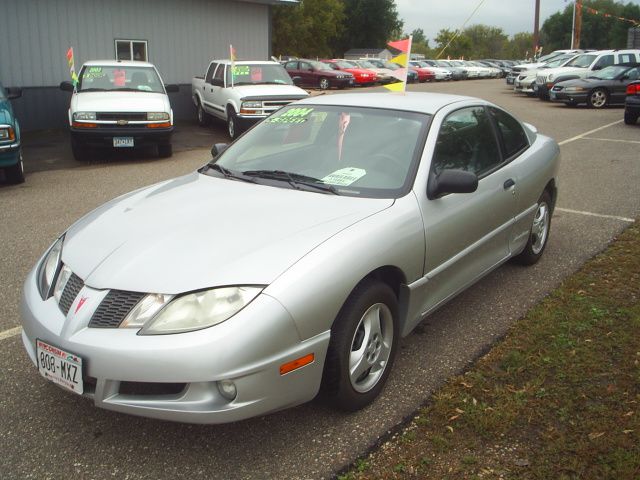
top-left (113, 137), bottom-right (134, 148)
top-left (36, 339), bottom-right (83, 395)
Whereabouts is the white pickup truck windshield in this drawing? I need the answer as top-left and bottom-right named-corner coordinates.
top-left (78, 66), bottom-right (164, 93)
top-left (225, 64), bottom-right (293, 86)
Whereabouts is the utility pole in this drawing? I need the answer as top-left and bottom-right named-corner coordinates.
top-left (573, 0), bottom-right (583, 49)
top-left (533, 0), bottom-right (540, 57)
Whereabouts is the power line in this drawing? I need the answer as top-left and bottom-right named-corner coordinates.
top-left (436, 0), bottom-right (488, 58)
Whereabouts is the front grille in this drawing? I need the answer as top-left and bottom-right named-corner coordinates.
top-left (59, 273), bottom-right (84, 315)
top-left (96, 112), bottom-right (147, 121)
top-left (88, 290), bottom-right (145, 328)
top-left (119, 381), bottom-right (186, 396)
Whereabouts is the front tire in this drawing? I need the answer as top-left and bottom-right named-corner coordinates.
top-left (587, 88), bottom-right (608, 109)
top-left (158, 143), bottom-right (173, 158)
top-left (513, 190), bottom-right (552, 265)
top-left (71, 138), bottom-right (86, 162)
top-left (5, 150), bottom-right (25, 184)
top-left (321, 280), bottom-right (399, 411)
top-left (227, 108), bottom-right (239, 140)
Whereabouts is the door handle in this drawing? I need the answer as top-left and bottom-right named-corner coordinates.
top-left (503, 178), bottom-right (515, 189)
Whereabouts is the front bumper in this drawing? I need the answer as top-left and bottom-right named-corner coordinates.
top-left (70, 126), bottom-right (173, 148)
top-left (0, 141), bottom-right (20, 166)
top-left (549, 89), bottom-right (587, 104)
top-left (20, 266), bottom-right (330, 424)
top-left (514, 79), bottom-right (536, 93)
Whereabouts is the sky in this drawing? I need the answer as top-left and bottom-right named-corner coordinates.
top-left (395, 0), bottom-right (640, 42)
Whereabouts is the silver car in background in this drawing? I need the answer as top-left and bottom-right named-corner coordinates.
top-left (21, 92), bottom-right (559, 424)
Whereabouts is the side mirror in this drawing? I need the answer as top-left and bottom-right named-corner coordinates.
top-left (427, 169), bottom-right (478, 199)
top-left (6, 87), bottom-right (22, 100)
top-left (620, 75), bottom-right (629, 81)
top-left (211, 78), bottom-right (224, 87)
top-left (291, 76), bottom-right (303, 86)
top-left (592, 65), bottom-right (602, 71)
top-left (211, 143), bottom-right (229, 158)
top-left (60, 81), bottom-right (75, 92)
top-left (164, 84), bottom-right (179, 93)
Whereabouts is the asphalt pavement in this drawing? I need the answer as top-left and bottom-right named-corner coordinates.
top-left (0, 79), bottom-right (638, 480)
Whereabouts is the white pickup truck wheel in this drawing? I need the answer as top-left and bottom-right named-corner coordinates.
top-left (227, 109), bottom-right (238, 139)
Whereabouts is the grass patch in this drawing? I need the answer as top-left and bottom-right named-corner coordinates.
top-left (342, 223), bottom-right (640, 479)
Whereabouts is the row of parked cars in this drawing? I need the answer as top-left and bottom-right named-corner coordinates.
top-left (507, 48), bottom-right (640, 121)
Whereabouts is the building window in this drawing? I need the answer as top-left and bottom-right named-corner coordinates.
top-left (115, 40), bottom-right (148, 61)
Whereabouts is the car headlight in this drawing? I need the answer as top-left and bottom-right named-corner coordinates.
top-left (73, 112), bottom-right (96, 121)
top-left (564, 86), bottom-right (586, 93)
top-left (547, 74), bottom-right (554, 82)
top-left (0, 126), bottom-right (15, 141)
top-left (147, 112), bottom-right (170, 121)
top-left (134, 286), bottom-right (264, 335)
top-left (241, 101), bottom-right (262, 109)
top-left (37, 236), bottom-right (64, 300)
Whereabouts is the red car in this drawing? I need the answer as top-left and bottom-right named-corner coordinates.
top-left (321, 59), bottom-right (378, 86)
top-left (407, 64), bottom-right (434, 82)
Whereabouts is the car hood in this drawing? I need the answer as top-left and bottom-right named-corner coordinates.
top-left (72, 92), bottom-right (170, 113)
top-left (344, 68), bottom-right (376, 76)
top-left (62, 172), bottom-right (393, 294)
top-left (544, 67), bottom-right (583, 79)
top-left (556, 77), bottom-right (604, 87)
top-left (230, 84), bottom-right (309, 99)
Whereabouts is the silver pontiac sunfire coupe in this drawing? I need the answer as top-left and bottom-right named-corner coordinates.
top-left (21, 92), bottom-right (559, 424)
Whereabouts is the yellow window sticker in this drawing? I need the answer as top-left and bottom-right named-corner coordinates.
top-left (322, 168), bottom-right (366, 186)
top-left (266, 107), bottom-right (314, 124)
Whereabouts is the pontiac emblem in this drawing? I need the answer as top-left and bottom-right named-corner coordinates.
top-left (75, 296), bottom-right (88, 314)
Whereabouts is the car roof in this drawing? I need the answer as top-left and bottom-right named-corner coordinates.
top-left (83, 60), bottom-right (156, 67)
top-left (295, 92), bottom-right (477, 115)
top-left (212, 60), bottom-right (282, 65)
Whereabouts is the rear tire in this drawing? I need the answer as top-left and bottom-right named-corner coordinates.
top-left (624, 110), bottom-right (638, 125)
top-left (318, 77), bottom-right (330, 90)
top-left (196, 101), bottom-right (211, 127)
top-left (5, 151), bottom-right (25, 184)
top-left (158, 143), bottom-right (173, 158)
top-left (321, 280), bottom-right (399, 411)
top-left (513, 190), bottom-right (552, 266)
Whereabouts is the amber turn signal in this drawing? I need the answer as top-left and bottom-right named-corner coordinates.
top-left (72, 122), bottom-right (98, 128)
top-left (279, 353), bottom-right (314, 375)
top-left (147, 122), bottom-right (172, 128)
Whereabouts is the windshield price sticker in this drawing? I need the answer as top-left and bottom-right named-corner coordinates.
top-left (232, 65), bottom-right (250, 76)
top-left (267, 107), bottom-right (314, 124)
top-left (36, 339), bottom-right (84, 395)
top-left (323, 167), bottom-right (366, 186)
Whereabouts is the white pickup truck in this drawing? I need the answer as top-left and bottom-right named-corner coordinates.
top-left (192, 60), bottom-right (308, 139)
top-left (60, 60), bottom-right (178, 161)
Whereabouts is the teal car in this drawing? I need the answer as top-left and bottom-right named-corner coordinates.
top-left (0, 83), bottom-right (24, 184)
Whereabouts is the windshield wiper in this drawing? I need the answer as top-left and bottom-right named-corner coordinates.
top-left (202, 163), bottom-right (257, 183)
top-left (79, 88), bottom-right (107, 92)
top-left (242, 170), bottom-right (339, 194)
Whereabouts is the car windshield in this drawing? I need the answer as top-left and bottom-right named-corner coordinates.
top-left (591, 65), bottom-right (632, 80)
top-left (358, 60), bottom-right (376, 69)
top-left (543, 55), bottom-right (575, 68)
top-left (538, 52), bottom-right (564, 63)
top-left (78, 65), bottom-right (164, 93)
top-left (335, 61), bottom-right (356, 69)
top-left (226, 64), bottom-right (293, 85)
top-left (210, 105), bottom-right (430, 198)
top-left (436, 61), bottom-right (450, 67)
top-left (564, 54), bottom-right (597, 68)
top-left (309, 60), bottom-right (333, 71)
top-left (366, 59), bottom-right (384, 68)
top-left (383, 62), bottom-right (400, 70)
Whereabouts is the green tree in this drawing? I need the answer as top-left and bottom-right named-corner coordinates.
top-left (335, 0), bottom-right (404, 54)
top-left (540, 0), bottom-right (640, 50)
top-left (433, 28), bottom-right (472, 59)
top-left (463, 24), bottom-right (508, 58)
top-left (505, 32), bottom-right (535, 59)
top-left (272, 0), bottom-right (345, 58)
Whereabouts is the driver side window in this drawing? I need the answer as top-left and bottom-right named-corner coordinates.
top-left (213, 64), bottom-right (225, 85)
top-left (432, 107), bottom-right (501, 177)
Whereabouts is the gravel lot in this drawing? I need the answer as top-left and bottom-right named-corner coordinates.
top-left (1, 79), bottom-right (638, 480)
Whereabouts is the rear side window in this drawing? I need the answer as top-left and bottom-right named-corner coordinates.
top-left (206, 63), bottom-right (218, 83)
top-left (213, 64), bottom-right (225, 84)
top-left (284, 61), bottom-right (298, 71)
top-left (619, 53), bottom-right (637, 63)
top-left (489, 108), bottom-right (529, 159)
